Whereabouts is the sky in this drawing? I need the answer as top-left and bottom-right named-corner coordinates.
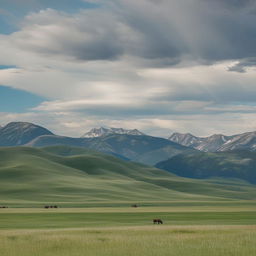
top-left (0, 0), bottom-right (256, 137)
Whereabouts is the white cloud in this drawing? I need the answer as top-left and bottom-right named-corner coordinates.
top-left (0, 1), bottom-right (256, 137)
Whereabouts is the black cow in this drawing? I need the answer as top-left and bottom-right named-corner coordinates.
top-left (153, 219), bottom-right (163, 224)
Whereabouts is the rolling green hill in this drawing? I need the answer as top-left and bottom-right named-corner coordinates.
top-left (0, 146), bottom-right (256, 207)
top-left (156, 151), bottom-right (256, 183)
top-left (28, 134), bottom-right (196, 165)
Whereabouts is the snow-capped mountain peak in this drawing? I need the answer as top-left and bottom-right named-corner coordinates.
top-left (169, 130), bottom-right (256, 152)
top-left (82, 127), bottom-right (145, 138)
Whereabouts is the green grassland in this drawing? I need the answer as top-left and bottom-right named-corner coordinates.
top-left (1, 225), bottom-right (255, 256)
top-left (1, 207), bottom-right (256, 256)
top-left (1, 207), bottom-right (256, 229)
top-left (1, 146), bottom-right (256, 207)
top-left (1, 146), bottom-right (256, 255)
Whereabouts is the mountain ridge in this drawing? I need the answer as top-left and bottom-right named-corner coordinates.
top-left (0, 122), bottom-right (196, 165)
top-left (168, 131), bottom-right (256, 152)
top-left (0, 122), bottom-right (53, 146)
top-left (2, 121), bottom-right (256, 164)
top-left (82, 127), bottom-right (145, 138)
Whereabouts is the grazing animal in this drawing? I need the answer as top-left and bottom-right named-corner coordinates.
top-left (131, 204), bottom-right (138, 208)
top-left (153, 219), bottom-right (163, 224)
top-left (44, 205), bottom-right (58, 209)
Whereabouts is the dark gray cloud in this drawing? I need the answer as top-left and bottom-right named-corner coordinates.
top-left (5, 0), bottom-right (256, 68)
top-left (206, 0), bottom-right (255, 9)
top-left (10, 9), bottom-right (124, 61)
top-left (228, 58), bottom-right (256, 73)
top-left (120, 0), bottom-right (256, 67)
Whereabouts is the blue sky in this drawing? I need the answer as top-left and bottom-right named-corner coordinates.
top-left (0, 0), bottom-right (99, 34)
top-left (0, 65), bottom-right (16, 69)
top-left (0, 65), bottom-right (45, 112)
top-left (0, 85), bottom-right (45, 112)
top-left (0, 0), bottom-right (256, 137)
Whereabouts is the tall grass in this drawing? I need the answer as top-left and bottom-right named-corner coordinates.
top-left (1, 225), bottom-right (256, 256)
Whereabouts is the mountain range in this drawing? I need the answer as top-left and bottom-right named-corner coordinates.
top-left (169, 131), bottom-right (256, 152)
top-left (1, 121), bottom-right (256, 168)
top-left (0, 122), bottom-right (195, 165)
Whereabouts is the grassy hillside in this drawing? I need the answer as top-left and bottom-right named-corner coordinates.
top-left (0, 146), bottom-right (256, 206)
top-left (156, 151), bottom-right (256, 183)
top-left (28, 134), bottom-right (196, 165)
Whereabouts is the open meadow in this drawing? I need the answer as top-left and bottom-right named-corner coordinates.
top-left (1, 202), bottom-right (256, 256)
top-left (1, 147), bottom-right (256, 255)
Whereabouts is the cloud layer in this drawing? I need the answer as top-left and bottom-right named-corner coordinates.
top-left (0, 0), bottom-right (256, 137)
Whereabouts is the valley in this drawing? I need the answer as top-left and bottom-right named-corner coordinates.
top-left (0, 123), bottom-right (256, 256)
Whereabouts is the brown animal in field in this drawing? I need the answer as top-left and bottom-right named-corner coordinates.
top-left (153, 219), bottom-right (163, 224)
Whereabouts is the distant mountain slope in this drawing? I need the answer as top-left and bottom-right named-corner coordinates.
top-left (82, 127), bottom-right (145, 138)
top-left (0, 122), bottom-right (53, 146)
top-left (169, 131), bottom-right (256, 152)
top-left (28, 134), bottom-right (196, 165)
top-left (156, 151), bottom-right (256, 184)
top-left (0, 122), bottom-right (194, 165)
top-left (218, 132), bottom-right (256, 152)
top-left (169, 133), bottom-right (203, 148)
top-left (0, 146), bottom-right (256, 206)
